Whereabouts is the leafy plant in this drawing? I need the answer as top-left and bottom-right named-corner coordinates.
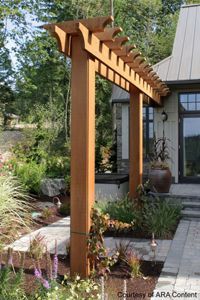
top-left (58, 203), bottom-right (70, 216)
top-left (0, 249), bottom-right (27, 300)
top-left (96, 196), bottom-right (141, 224)
top-left (0, 174), bottom-right (32, 245)
top-left (124, 250), bottom-right (142, 278)
top-left (12, 160), bottom-right (46, 194)
top-left (35, 275), bottom-right (100, 300)
top-left (88, 208), bottom-right (118, 276)
top-left (45, 156), bottom-right (70, 178)
top-left (143, 199), bottom-right (182, 239)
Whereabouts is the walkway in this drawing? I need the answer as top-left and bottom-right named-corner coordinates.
top-left (152, 220), bottom-right (200, 299)
top-left (170, 184), bottom-right (200, 198)
top-left (7, 217), bottom-right (171, 262)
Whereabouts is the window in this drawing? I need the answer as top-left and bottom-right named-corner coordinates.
top-left (143, 107), bottom-right (154, 158)
top-left (180, 93), bottom-right (200, 112)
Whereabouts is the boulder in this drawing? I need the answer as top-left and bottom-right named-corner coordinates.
top-left (41, 178), bottom-right (66, 197)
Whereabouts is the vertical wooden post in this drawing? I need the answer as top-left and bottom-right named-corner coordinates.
top-left (70, 36), bottom-right (95, 277)
top-left (129, 86), bottom-right (143, 198)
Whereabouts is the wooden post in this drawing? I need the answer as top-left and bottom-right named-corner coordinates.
top-left (70, 36), bottom-right (95, 277)
top-left (129, 86), bottom-right (143, 198)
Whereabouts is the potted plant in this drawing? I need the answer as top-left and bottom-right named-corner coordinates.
top-left (149, 136), bottom-right (172, 193)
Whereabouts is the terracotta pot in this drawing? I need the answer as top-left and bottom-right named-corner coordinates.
top-left (149, 168), bottom-right (172, 193)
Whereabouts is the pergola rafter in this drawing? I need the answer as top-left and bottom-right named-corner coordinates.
top-left (44, 16), bottom-right (169, 279)
top-left (44, 16), bottom-right (169, 104)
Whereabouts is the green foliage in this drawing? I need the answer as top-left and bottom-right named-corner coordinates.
top-left (45, 156), bottom-right (70, 178)
top-left (96, 196), bottom-right (141, 224)
top-left (0, 267), bottom-right (27, 300)
top-left (0, 174), bottom-right (31, 245)
top-left (58, 203), bottom-right (70, 216)
top-left (143, 199), bottom-right (182, 238)
top-left (35, 275), bottom-right (100, 300)
top-left (13, 160), bottom-right (46, 194)
top-left (0, 249), bottom-right (27, 300)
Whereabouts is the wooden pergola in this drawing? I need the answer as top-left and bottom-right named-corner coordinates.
top-left (44, 16), bottom-right (169, 278)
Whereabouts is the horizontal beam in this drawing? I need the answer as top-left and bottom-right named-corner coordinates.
top-left (78, 23), bottom-right (162, 104)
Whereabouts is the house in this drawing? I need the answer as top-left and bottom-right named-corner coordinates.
top-left (112, 4), bottom-right (200, 184)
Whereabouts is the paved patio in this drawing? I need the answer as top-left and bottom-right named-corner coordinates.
top-left (170, 184), bottom-right (200, 198)
top-left (152, 220), bottom-right (200, 299)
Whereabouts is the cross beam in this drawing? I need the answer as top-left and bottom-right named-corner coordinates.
top-left (44, 16), bottom-right (169, 278)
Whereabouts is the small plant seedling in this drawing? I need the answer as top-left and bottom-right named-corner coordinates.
top-left (41, 208), bottom-right (53, 220)
top-left (115, 241), bottom-right (131, 263)
top-left (29, 233), bottom-right (46, 261)
top-left (124, 250), bottom-right (142, 278)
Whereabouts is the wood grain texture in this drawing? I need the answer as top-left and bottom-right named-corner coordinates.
top-left (129, 87), bottom-right (143, 198)
top-left (70, 37), bottom-right (95, 278)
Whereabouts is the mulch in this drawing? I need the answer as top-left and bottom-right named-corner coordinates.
top-left (1, 251), bottom-right (162, 299)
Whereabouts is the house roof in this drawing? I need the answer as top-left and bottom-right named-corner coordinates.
top-left (154, 4), bottom-right (200, 83)
top-left (112, 4), bottom-right (200, 102)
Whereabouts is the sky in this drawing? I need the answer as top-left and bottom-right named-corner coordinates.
top-left (5, 13), bottom-right (44, 69)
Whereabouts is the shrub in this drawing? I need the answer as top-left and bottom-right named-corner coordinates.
top-left (143, 199), bottom-right (182, 239)
top-left (12, 160), bottom-right (46, 194)
top-left (0, 174), bottom-right (31, 245)
top-left (96, 196), bottom-right (141, 224)
top-left (59, 203), bottom-right (70, 216)
top-left (45, 156), bottom-right (70, 178)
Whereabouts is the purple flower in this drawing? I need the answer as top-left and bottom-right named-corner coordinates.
top-left (42, 279), bottom-right (50, 289)
top-left (34, 267), bottom-right (42, 279)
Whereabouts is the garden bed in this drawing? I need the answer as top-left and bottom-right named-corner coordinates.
top-left (0, 251), bottom-right (163, 299)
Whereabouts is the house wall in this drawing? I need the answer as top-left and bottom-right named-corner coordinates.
top-left (154, 91), bottom-right (179, 183)
top-left (116, 87), bottom-right (200, 183)
top-left (116, 103), bottom-right (129, 173)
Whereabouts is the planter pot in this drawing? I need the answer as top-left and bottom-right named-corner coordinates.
top-left (149, 168), bottom-right (172, 193)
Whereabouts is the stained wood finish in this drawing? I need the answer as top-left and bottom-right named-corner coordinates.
top-left (44, 15), bottom-right (170, 278)
top-left (129, 87), bottom-right (143, 198)
top-left (70, 37), bottom-right (95, 278)
top-left (44, 16), bottom-right (169, 100)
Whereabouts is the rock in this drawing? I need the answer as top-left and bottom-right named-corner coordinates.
top-left (41, 178), bottom-right (66, 197)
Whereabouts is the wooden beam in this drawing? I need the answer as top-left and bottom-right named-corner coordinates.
top-left (95, 60), bottom-right (128, 90)
top-left (44, 16), bottom-right (113, 34)
top-left (113, 45), bottom-right (136, 56)
top-left (94, 27), bottom-right (122, 41)
top-left (104, 36), bottom-right (129, 49)
top-left (129, 87), bottom-right (143, 198)
top-left (70, 36), bottom-right (95, 278)
top-left (78, 23), bottom-right (162, 104)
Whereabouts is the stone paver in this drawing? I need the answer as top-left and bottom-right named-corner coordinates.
top-left (7, 217), bottom-right (71, 255)
top-left (7, 217), bottom-right (171, 261)
top-left (152, 220), bottom-right (200, 300)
